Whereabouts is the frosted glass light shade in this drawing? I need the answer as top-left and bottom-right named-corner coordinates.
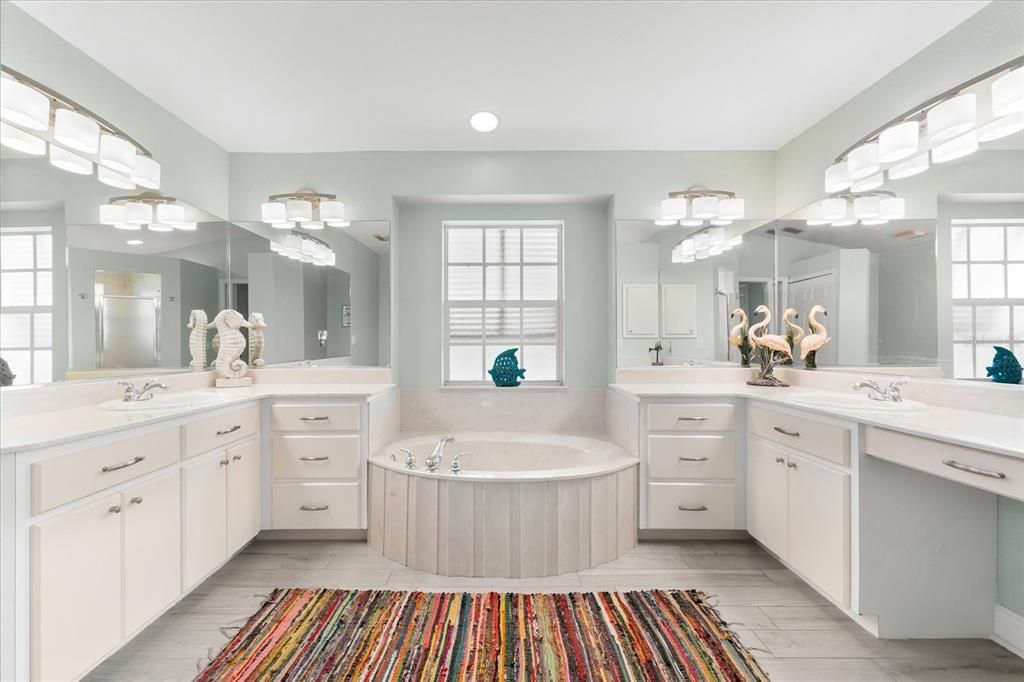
top-left (709, 243), bottom-right (723, 256)
top-left (679, 218), bottom-right (704, 227)
top-left (113, 222), bottom-right (141, 231)
top-left (932, 130), bottom-right (978, 163)
top-left (853, 195), bottom-right (881, 219)
top-left (96, 166), bottom-right (135, 189)
top-left (319, 200), bottom-right (345, 222)
top-left (660, 197), bottom-right (687, 220)
top-left (850, 172), bottom-right (884, 192)
top-left (831, 218), bottom-right (858, 227)
top-left (147, 223), bottom-right (173, 232)
top-left (680, 238), bottom-right (695, 254)
top-left (694, 232), bottom-right (710, 251)
top-left (728, 235), bottom-right (743, 247)
top-left (0, 122), bottom-right (45, 155)
top-left (98, 134), bottom-right (136, 174)
top-left (123, 201), bottom-right (153, 225)
top-left (99, 204), bottom-right (126, 225)
top-left (927, 93), bottom-right (976, 143)
top-left (53, 109), bottom-right (99, 153)
top-left (286, 199), bottom-right (313, 222)
top-left (131, 155), bottom-right (161, 189)
top-left (271, 222), bottom-right (293, 230)
top-left (976, 113), bottom-right (1024, 142)
top-left (887, 152), bottom-right (929, 180)
top-left (847, 143), bottom-right (880, 180)
top-left (718, 197), bottom-right (745, 220)
top-left (156, 203), bottom-right (184, 224)
top-left (860, 219), bottom-right (889, 226)
top-left (261, 202), bottom-right (286, 223)
top-left (879, 197), bottom-right (905, 219)
top-left (327, 220), bottom-right (351, 228)
top-left (692, 196), bottom-right (719, 219)
top-left (709, 227), bottom-right (726, 246)
top-left (710, 219), bottom-right (732, 226)
top-left (806, 219), bottom-right (830, 226)
top-left (654, 218), bottom-right (677, 226)
top-left (992, 67), bottom-right (1024, 117)
top-left (695, 250), bottom-right (709, 261)
top-left (824, 162), bottom-right (851, 192)
top-left (822, 198), bottom-right (848, 221)
top-left (878, 121), bottom-right (919, 163)
top-left (0, 78), bottom-right (49, 130)
top-left (303, 220), bottom-right (325, 230)
top-left (48, 145), bottom-right (92, 175)
top-left (174, 222), bottom-right (197, 231)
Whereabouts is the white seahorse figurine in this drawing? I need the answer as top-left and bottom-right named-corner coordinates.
top-left (207, 309), bottom-right (252, 386)
top-left (186, 309), bottom-right (208, 370)
top-left (248, 312), bottom-right (267, 368)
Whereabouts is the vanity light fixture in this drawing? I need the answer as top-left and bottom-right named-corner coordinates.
top-left (877, 121), bottom-right (919, 163)
top-left (824, 162), bottom-right (852, 193)
top-left (99, 191), bottom-right (189, 232)
top-left (992, 66), bottom-right (1024, 117)
top-left (261, 190), bottom-right (348, 230)
top-left (887, 152), bottom-right (929, 180)
top-left (270, 231), bottom-right (336, 267)
top-left (976, 112), bottom-right (1024, 142)
top-left (850, 172), bottom-right (884, 193)
top-left (655, 187), bottom-right (746, 227)
top-left (931, 130), bottom-right (978, 163)
top-left (1, 66), bottom-right (161, 190)
top-left (847, 143), bottom-right (880, 180)
top-left (927, 94), bottom-right (976, 143)
top-left (813, 190), bottom-right (903, 227)
top-left (670, 224), bottom-right (744, 263)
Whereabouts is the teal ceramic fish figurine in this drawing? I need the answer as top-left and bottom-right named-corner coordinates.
top-left (488, 348), bottom-right (526, 387)
top-left (986, 346), bottom-right (1022, 384)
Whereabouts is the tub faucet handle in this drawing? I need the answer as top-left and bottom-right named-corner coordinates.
top-left (450, 452), bottom-right (468, 474)
top-left (399, 447), bottom-right (416, 469)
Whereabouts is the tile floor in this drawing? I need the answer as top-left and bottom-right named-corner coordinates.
top-left (87, 539), bottom-right (1024, 681)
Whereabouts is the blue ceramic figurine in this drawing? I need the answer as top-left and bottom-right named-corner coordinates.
top-left (986, 346), bottom-right (1022, 384)
top-left (488, 348), bottom-right (526, 387)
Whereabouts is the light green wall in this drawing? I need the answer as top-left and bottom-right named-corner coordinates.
top-left (396, 199), bottom-right (610, 388)
top-left (998, 497), bottom-right (1024, 617)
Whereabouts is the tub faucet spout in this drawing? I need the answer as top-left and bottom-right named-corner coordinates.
top-left (426, 435), bottom-right (454, 471)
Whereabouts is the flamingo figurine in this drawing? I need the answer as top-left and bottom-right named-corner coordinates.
top-left (782, 308), bottom-right (804, 365)
top-left (800, 305), bottom-right (831, 369)
top-left (749, 305), bottom-right (793, 361)
top-left (729, 308), bottom-right (753, 366)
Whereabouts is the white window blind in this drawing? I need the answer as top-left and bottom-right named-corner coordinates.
top-left (0, 228), bottom-right (54, 384)
top-left (949, 219), bottom-right (1024, 379)
top-left (443, 222), bottom-right (562, 384)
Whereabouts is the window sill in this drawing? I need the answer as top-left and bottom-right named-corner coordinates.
top-left (438, 384), bottom-right (568, 392)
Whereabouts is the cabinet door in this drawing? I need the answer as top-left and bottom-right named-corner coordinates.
top-left (787, 452), bottom-right (851, 606)
top-left (31, 494), bottom-right (122, 682)
top-left (226, 439), bottom-right (262, 555)
top-left (123, 470), bottom-right (182, 635)
top-left (623, 284), bottom-right (658, 337)
top-left (746, 438), bottom-right (789, 557)
top-left (183, 452), bottom-right (228, 588)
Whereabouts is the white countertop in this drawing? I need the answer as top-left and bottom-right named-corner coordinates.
top-left (611, 383), bottom-right (1024, 460)
top-left (0, 383), bottom-right (395, 454)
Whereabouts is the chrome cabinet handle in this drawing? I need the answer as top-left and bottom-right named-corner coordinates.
top-left (216, 425), bottom-right (242, 436)
top-left (232, 454), bottom-right (242, 461)
top-left (677, 416), bottom-right (708, 422)
top-left (101, 455), bottom-right (145, 473)
top-left (300, 505), bottom-right (329, 511)
top-left (774, 457), bottom-right (786, 464)
top-left (300, 416), bottom-right (329, 422)
top-left (678, 456), bottom-right (709, 462)
top-left (943, 459), bottom-right (1006, 480)
top-left (299, 456), bottom-right (330, 462)
top-left (787, 462), bottom-right (798, 469)
top-left (773, 426), bottom-right (800, 438)
top-left (130, 496), bottom-right (143, 505)
top-left (109, 505), bottom-right (122, 514)
top-left (678, 505), bottom-right (708, 512)
top-left (220, 459), bottom-right (230, 466)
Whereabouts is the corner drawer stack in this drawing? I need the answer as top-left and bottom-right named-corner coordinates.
top-left (643, 402), bottom-right (737, 529)
top-left (270, 401), bottom-right (363, 529)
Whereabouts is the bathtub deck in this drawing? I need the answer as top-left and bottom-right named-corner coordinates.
top-left (86, 539), bottom-right (1022, 682)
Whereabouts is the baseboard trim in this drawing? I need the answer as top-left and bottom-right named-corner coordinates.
top-left (994, 605), bottom-right (1024, 659)
top-left (257, 529), bottom-right (368, 541)
top-left (638, 529), bottom-right (751, 541)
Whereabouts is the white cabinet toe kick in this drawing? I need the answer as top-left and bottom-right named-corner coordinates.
top-left (2, 390), bottom-right (395, 682)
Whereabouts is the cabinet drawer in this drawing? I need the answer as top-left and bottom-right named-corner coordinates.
top-left (647, 482), bottom-right (736, 529)
top-left (272, 435), bottom-right (361, 480)
top-left (865, 427), bottom-right (1023, 501)
top-left (749, 406), bottom-right (849, 465)
top-left (271, 403), bottom-right (359, 432)
top-left (272, 482), bottom-right (361, 529)
top-left (185, 405), bottom-right (259, 458)
top-left (647, 435), bottom-right (735, 480)
top-left (32, 427), bottom-right (179, 514)
top-left (647, 404), bottom-right (735, 432)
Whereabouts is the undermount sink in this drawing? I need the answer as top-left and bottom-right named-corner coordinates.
top-left (787, 391), bottom-right (928, 413)
top-left (99, 392), bottom-right (229, 412)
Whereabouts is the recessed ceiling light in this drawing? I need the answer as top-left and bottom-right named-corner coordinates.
top-left (469, 111), bottom-right (499, 133)
top-left (126, 239), bottom-right (143, 246)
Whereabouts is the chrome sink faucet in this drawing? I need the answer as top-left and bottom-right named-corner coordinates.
top-left (852, 378), bottom-right (907, 402)
top-left (425, 435), bottom-right (454, 471)
top-left (118, 378), bottom-right (169, 402)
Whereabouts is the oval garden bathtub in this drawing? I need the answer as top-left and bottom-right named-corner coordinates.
top-left (368, 433), bottom-right (638, 578)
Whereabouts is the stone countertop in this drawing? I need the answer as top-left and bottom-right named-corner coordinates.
top-left (0, 383), bottom-right (396, 454)
top-left (610, 383), bottom-right (1024, 460)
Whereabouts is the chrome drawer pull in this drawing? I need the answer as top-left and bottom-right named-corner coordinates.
top-left (232, 454), bottom-right (243, 461)
top-left (220, 459), bottom-right (230, 466)
top-left (774, 457), bottom-right (785, 464)
top-left (299, 456), bottom-right (330, 462)
top-left (300, 505), bottom-right (329, 512)
top-left (943, 459), bottom-right (1006, 480)
top-left (773, 426), bottom-right (800, 438)
top-left (109, 505), bottom-right (122, 514)
top-left (101, 455), bottom-right (145, 473)
top-left (787, 462), bottom-right (798, 469)
top-left (677, 416), bottom-right (708, 422)
top-left (300, 416), bottom-right (330, 422)
top-left (216, 425), bottom-right (242, 436)
top-left (678, 505), bottom-right (708, 512)
top-left (130, 496), bottom-right (143, 505)
top-left (678, 456), bottom-right (709, 462)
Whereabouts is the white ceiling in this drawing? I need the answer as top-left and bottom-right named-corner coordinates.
top-left (14, 1), bottom-right (986, 153)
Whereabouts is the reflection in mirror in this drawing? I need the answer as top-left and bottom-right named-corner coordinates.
top-left (228, 220), bottom-right (390, 367)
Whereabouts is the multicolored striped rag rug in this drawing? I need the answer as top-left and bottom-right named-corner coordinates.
top-left (197, 588), bottom-right (769, 681)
